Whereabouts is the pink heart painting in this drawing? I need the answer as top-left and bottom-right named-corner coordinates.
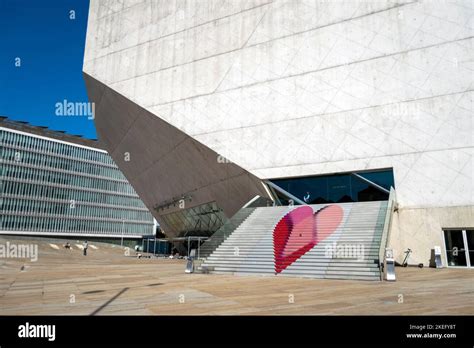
top-left (273, 205), bottom-right (344, 274)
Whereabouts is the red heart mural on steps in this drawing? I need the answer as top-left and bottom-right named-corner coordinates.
top-left (273, 205), bottom-right (344, 274)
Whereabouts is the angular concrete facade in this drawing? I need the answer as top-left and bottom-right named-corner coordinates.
top-left (84, 0), bottom-right (473, 265)
top-left (84, 73), bottom-right (269, 237)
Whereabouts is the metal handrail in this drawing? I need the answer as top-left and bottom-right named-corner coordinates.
top-left (351, 172), bottom-right (390, 195)
top-left (197, 207), bottom-right (256, 259)
top-left (378, 187), bottom-right (397, 280)
top-left (264, 180), bottom-right (307, 205)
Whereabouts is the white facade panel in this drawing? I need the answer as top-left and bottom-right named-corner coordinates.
top-left (84, 0), bottom-right (473, 211)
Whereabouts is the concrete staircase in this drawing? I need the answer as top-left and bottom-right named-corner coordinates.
top-left (198, 207), bottom-right (256, 259)
top-left (200, 201), bottom-right (388, 281)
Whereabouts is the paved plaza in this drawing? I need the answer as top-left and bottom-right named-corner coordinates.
top-left (0, 237), bottom-right (472, 315)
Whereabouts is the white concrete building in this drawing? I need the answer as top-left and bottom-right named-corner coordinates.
top-left (83, 0), bottom-right (473, 268)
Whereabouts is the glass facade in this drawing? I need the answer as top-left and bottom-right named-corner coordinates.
top-left (270, 169), bottom-right (394, 205)
top-left (0, 128), bottom-right (154, 238)
top-left (159, 202), bottom-right (226, 237)
top-left (444, 229), bottom-right (474, 268)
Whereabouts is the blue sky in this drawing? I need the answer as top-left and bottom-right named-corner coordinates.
top-left (0, 0), bottom-right (96, 139)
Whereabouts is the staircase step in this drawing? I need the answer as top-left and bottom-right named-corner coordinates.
top-left (200, 201), bottom-right (387, 281)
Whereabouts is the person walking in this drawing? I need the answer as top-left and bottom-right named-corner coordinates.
top-left (83, 240), bottom-right (88, 256)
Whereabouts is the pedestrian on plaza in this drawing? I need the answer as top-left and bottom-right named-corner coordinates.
top-left (83, 240), bottom-right (88, 256)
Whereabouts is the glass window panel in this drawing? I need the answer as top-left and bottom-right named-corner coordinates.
top-left (444, 229), bottom-right (467, 267)
top-left (271, 169), bottom-right (394, 205)
top-left (466, 230), bottom-right (474, 266)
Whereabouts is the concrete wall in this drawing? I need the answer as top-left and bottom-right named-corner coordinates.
top-left (84, 0), bottom-right (473, 209)
top-left (389, 205), bottom-right (474, 266)
top-left (84, 1), bottom-right (474, 258)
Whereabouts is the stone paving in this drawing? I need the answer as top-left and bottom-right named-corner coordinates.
top-left (0, 237), bottom-right (473, 315)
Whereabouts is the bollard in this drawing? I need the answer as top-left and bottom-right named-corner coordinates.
top-left (185, 249), bottom-right (196, 274)
top-left (384, 248), bottom-right (396, 281)
top-left (434, 246), bottom-right (443, 268)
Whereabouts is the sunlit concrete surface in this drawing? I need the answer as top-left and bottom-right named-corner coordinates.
top-left (0, 237), bottom-right (472, 315)
top-left (83, 0), bottom-right (474, 265)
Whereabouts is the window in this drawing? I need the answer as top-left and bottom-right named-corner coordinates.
top-left (444, 229), bottom-right (473, 267)
top-left (270, 169), bottom-right (394, 204)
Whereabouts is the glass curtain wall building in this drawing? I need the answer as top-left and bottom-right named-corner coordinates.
top-left (0, 117), bottom-right (154, 239)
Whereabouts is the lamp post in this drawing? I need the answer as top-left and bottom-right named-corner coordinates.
top-left (121, 219), bottom-right (125, 248)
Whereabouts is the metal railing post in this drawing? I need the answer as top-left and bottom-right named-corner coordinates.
top-left (378, 187), bottom-right (397, 280)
